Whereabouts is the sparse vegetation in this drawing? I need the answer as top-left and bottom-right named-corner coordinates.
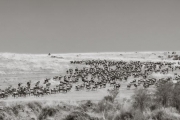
top-left (38, 107), bottom-right (57, 120)
top-left (132, 88), bottom-right (151, 111)
top-left (63, 111), bottom-right (99, 120)
top-left (1, 85), bottom-right (180, 120)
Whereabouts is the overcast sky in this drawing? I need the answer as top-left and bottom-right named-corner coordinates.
top-left (0, 0), bottom-right (180, 54)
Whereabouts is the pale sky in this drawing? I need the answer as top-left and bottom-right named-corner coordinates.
top-left (0, 0), bottom-right (180, 53)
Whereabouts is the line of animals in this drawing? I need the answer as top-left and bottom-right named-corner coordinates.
top-left (0, 59), bottom-right (180, 99)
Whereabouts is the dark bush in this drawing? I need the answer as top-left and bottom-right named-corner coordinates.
top-left (149, 103), bottom-right (158, 111)
top-left (0, 113), bottom-right (4, 120)
top-left (132, 88), bottom-right (151, 111)
top-left (27, 102), bottom-right (42, 115)
top-left (96, 100), bottom-right (114, 113)
top-left (155, 82), bottom-right (173, 107)
top-left (172, 82), bottom-right (180, 112)
top-left (63, 111), bottom-right (98, 120)
top-left (85, 100), bottom-right (93, 107)
top-left (80, 100), bottom-right (94, 112)
top-left (114, 111), bottom-right (133, 120)
top-left (11, 104), bottom-right (24, 116)
top-left (108, 90), bottom-right (119, 100)
top-left (103, 95), bottom-right (114, 103)
top-left (38, 107), bottom-right (57, 120)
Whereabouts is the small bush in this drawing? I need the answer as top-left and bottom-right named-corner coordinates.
top-left (63, 111), bottom-right (98, 120)
top-left (103, 95), bottom-right (114, 103)
top-left (149, 103), bottom-right (159, 111)
top-left (104, 111), bottom-right (116, 120)
top-left (0, 113), bottom-right (5, 120)
top-left (172, 82), bottom-right (180, 112)
top-left (151, 108), bottom-right (180, 120)
top-left (156, 82), bottom-right (173, 107)
top-left (108, 90), bottom-right (119, 100)
top-left (133, 110), bottom-right (146, 120)
top-left (80, 100), bottom-right (94, 112)
top-left (27, 102), bottom-right (42, 115)
top-left (38, 107), bottom-right (57, 120)
top-left (114, 111), bottom-right (133, 120)
top-left (132, 88), bottom-right (151, 111)
top-left (96, 100), bottom-right (114, 113)
top-left (11, 104), bottom-right (24, 116)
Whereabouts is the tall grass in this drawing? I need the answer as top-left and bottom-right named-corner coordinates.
top-left (1, 83), bottom-right (180, 120)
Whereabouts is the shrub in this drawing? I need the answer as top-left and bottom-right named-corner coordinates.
top-left (155, 82), bottom-right (173, 107)
top-left (172, 82), bottom-right (180, 112)
top-left (0, 113), bottom-right (4, 120)
top-left (132, 88), bottom-right (151, 111)
top-left (103, 95), bottom-right (114, 103)
top-left (96, 100), bottom-right (114, 113)
top-left (149, 103), bottom-right (159, 111)
top-left (11, 104), bottom-right (24, 116)
top-left (80, 100), bottom-right (94, 112)
top-left (113, 111), bottom-right (133, 120)
top-left (133, 110), bottom-right (146, 120)
top-left (150, 107), bottom-right (180, 120)
top-left (63, 111), bottom-right (99, 120)
top-left (108, 89), bottom-right (119, 100)
top-left (27, 102), bottom-right (41, 111)
top-left (38, 107), bottom-right (57, 120)
top-left (86, 100), bottom-right (93, 107)
top-left (104, 111), bottom-right (116, 120)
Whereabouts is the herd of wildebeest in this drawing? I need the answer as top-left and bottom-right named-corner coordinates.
top-left (0, 58), bottom-right (180, 99)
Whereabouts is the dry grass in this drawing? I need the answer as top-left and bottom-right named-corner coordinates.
top-left (1, 88), bottom-right (180, 120)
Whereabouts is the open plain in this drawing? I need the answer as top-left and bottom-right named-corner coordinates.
top-left (0, 52), bottom-right (179, 102)
top-left (1, 52), bottom-right (180, 120)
